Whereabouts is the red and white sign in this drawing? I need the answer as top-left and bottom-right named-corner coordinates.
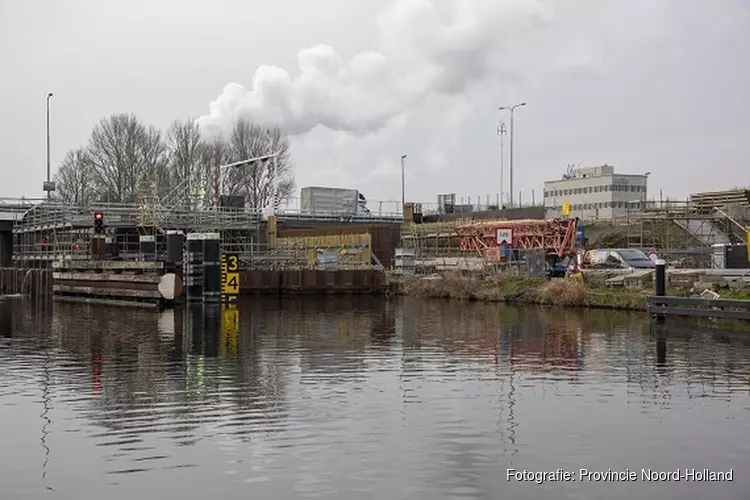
top-left (496, 227), bottom-right (513, 246)
top-left (648, 251), bottom-right (659, 262)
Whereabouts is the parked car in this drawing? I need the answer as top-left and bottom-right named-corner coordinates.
top-left (546, 256), bottom-right (573, 278)
top-left (582, 248), bottom-right (656, 270)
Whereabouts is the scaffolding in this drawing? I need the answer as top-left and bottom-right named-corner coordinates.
top-left (615, 200), bottom-right (750, 267)
top-left (10, 197), bottom-right (396, 270)
top-left (12, 200), bottom-right (262, 263)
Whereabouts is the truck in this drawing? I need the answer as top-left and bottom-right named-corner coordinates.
top-left (300, 187), bottom-right (371, 215)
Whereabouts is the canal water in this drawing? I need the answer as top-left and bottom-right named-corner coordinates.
top-left (1, 297), bottom-right (749, 500)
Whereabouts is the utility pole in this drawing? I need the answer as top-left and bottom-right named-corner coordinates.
top-left (499, 102), bottom-right (526, 208)
top-left (401, 154), bottom-right (407, 212)
top-left (497, 123), bottom-right (507, 207)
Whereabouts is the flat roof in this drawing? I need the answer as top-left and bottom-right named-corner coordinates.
top-left (545, 173), bottom-right (648, 184)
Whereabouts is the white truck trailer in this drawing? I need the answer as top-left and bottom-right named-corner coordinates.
top-left (300, 187), bottom-right (370, 215)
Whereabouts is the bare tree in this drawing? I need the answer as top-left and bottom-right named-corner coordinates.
top-left (53, 148), bottom-right (95, 205)
top-left (49, 114), bottom-right (296, 209)
top-left (165, 119), bottom-right (204, 204)
top-left (224, 119), bottom-right (295, 209)
top-left (202, 136), bottom-right (230, 206)
top-left (86, 114), bottom-right (167, 202)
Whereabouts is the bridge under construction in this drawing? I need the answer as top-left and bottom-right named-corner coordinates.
top-left (1, 197), bottom-right (402, 270)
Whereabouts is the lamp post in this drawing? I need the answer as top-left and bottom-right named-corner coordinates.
top-left (497, 123), bottom-right (507, 207)
top-left (215, 152), bottom-right (281, 209)
top-left (401, 154), bottom-right (407, 213)
top-left (46, 92), bottom-right (53, 200)
top-left (499, 102), bottom-right (526, 208)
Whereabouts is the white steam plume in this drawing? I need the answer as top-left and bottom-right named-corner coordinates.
top-left (198, 0), bottom-right (567, 137)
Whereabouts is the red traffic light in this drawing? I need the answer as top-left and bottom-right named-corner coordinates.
top-left (94, 212), bottom-right (103, 220)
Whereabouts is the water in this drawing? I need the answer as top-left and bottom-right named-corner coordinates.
top-left (1, 296), bottom-right (749, 500)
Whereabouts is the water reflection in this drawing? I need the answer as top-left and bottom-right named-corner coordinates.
top-left (0, 297), bottom-right (749, 499)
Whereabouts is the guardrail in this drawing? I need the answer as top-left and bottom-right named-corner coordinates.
top-left (647, 295), bottom-right (750, 320)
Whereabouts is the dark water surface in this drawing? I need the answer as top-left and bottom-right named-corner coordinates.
top-left (1, 297), bottom-right (749, 500)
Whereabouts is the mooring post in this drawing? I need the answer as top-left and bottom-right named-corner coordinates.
top-left (139, 235), bottom-right (156, 261)
top-left (91, 235), bottom-right (106, 260)
top-left (202, 233), bottom-right (221, 304)
top-left (654, 259), bottom-right (666, 324)
top-left (166, 230), bottom-right (185, 275)
top-left (185, 233), bottom-right (204, 303)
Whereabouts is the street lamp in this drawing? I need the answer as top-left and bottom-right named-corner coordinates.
top-left (45, 93), bottom-right (54, 200)
top-left (498, 102), bottom-right (526, 208)
top-left (215, 152), bottom-right (281, 210)
top-left (497, 123), bottom-right (507, 207)
top-left (401, 154), bottom-right (407, 212)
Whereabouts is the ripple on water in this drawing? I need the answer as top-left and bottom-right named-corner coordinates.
top-left (1, 299), bottom-right (750, 499)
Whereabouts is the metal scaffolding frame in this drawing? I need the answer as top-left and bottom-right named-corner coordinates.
top-left (11, 200), bottom-right (263, 262)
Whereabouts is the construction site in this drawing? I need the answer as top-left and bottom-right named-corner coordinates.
top-left (1, 186), bottom-right (749, 302)
top-left (396, 189), bottom-right (750, 274)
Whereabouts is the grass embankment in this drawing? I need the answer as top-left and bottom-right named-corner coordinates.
top-left (401, 275), bottom-right (649, 311)
top-left (721, 290), bottom-right (750, 301)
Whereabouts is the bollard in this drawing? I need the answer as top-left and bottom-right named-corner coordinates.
top-left (185, 233), bottom-right (204, 303)
top-left (655, 259), bottom-right (666, 296)
top-left (139, 235), bottom-right (156, 261)
top-left (202, 233), bottom-right (221, 304)
top-left (166, 230), bottom-right (185, 268)
top-left (654, 259), bottom-right (666, 324)
top-left (91, 235), bottom-right (106, 260)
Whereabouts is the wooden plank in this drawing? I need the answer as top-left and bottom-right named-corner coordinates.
top-left (648, 295), bottom-right (750, 310)
top-left (54, 279), bottom-right (156, 292)
top-left (52, 260), bottom-right (164, 271)
top-left (648, 305), bottom-right (750, 320)
top-left (53, 296), bottom-right (159, 309)
top-left (52, 272), bottom-right (160, 283)
top-left (53, 284), bottom-right (161, 299)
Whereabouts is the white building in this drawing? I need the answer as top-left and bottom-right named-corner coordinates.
top-left (544, 165), bottom-right (648, 220)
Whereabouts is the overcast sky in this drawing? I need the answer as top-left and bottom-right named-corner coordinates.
top-left (1, 0), bottom-right (748, 208)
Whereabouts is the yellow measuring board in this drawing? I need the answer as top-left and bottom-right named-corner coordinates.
top-left (220, 304), bottom-right (239, 356)
top-left (220, 253), bottom-right (240, 303)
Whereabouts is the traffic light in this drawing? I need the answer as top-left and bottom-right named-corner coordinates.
top-left (94, 212), bottom-right (104, 234)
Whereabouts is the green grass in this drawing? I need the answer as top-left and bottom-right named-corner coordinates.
top-left (721, 290), bottom-right (750, 301)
